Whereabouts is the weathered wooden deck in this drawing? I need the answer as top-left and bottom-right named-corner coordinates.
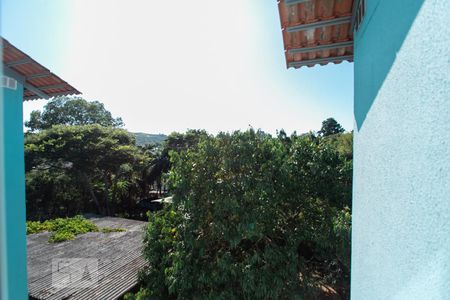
top-left (27, 217), bottom-right (147, 300)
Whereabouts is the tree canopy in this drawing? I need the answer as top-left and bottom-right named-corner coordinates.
top-left (25, 97), bottom-right (124, 131)
top-left (141, 130), bottom-right (209, 195)
top-left (318, 117), bottom-right (345, 137)
top-left (136, 129), bottom-right (352, 299)
top-left (25, 125), bottom-right (149, 218)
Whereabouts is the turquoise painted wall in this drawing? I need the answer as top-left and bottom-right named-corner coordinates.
top-left (0, 77), bottom-right (28, 299)
top-left (352, 0), bottom-right (450, 299)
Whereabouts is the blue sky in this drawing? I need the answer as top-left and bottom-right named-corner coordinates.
top-left (1, 0), bottom-right (353, 135)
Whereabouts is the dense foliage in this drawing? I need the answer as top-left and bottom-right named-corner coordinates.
top-left (26, 215), bottom-right (99, 242)
top-left (26, 215), bottom-right (126, 243)
top-left (136, 129), bottom-right (352, 299)
top-left (141, 130), bottom-right (209, 195)
top-left (24, 99), bottom-right (207, 220)
top-left (25, 124), bottom-right (151, 219)
top-left (25, 97), bottom-right (124, 132)
top-left (25, 97), bottom-right (353, 297)
top-left (318, 118), bottom-right (345, 137)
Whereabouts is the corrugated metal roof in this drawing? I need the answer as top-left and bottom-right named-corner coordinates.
top-left (277, 0), bottom-right (355, 69)
top-left (1, 37), bottom-right (81, 101)
top-left (28, 217), bottom-right (146, 300)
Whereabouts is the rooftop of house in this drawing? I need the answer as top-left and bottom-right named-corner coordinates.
top-left (1, 37), bottom-right (80, 100)
top-left (27, 216), bottom-right (146, 300)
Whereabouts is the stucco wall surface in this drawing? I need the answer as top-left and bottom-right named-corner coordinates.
top-left (0, 81), bottom-right (28, 300)
top-left (352, 0), bottom-right (450, 299)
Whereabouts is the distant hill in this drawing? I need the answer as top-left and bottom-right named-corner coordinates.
top-left (133, 132), bottom-right (167, 146)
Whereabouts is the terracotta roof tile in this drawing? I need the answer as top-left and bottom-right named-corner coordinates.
top-left (1, 37), bottom-right (81, 100)
top-left (277, 0), bottom-right (355, 69)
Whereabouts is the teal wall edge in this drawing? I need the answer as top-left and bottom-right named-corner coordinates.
top-left (352, 0), bottom-right (450, 298)
top-left (0, 69), bottom-right (28, 299)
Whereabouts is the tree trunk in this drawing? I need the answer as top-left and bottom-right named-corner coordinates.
top-left (79, 172), bottom-right (103, 215)
top-left (103, 173), bottom-right (112, 216)
top-left (111, 176), bottom-right (118, 212)
top-left (88, 183), bottom-right (103, 215)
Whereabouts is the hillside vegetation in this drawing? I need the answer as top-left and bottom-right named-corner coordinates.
top-left (133, 132), bottom-right (167, 146)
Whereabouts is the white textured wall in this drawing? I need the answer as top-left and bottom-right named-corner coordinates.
top-left (352, 0), bottom-right (450, 299)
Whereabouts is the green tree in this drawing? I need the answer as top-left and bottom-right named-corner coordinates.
top-left (25, 97), bottom-right (124, 132)
top-left (318, 118), bottom-right (345, 137)
top-left (25, 125), bottom-right (149, 218)
top-left (324, 132), bottom-right (353, 160)
top-left (164, 129), bottom-right (208, 153)
top-left (138, 130), bottom-right (352, 299)
top-left (142, 130), bottom-right (209, 195)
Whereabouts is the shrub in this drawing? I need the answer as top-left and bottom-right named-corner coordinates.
top-left (138, 130), bottom-right (352, 299)
top-left (123, 288), bottom-right (152, 300)
top-left (26, 220), bottom-right (52, 234)
top-left (49, 231), bottom-right (76, 243)
top-left (138, 207), bottom-right (182, 299)
top-left (26, 215), bottom-right (99, 243)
